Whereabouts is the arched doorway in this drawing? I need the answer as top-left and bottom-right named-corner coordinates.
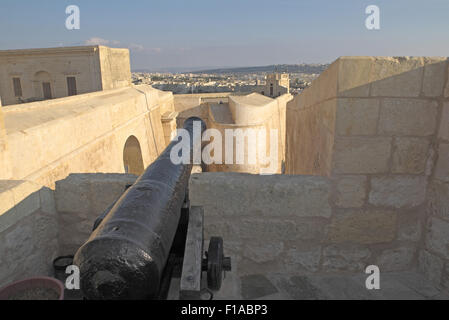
top-left (123, 136), bottom-right (144, 176)
top-left (33, 71), bottom-right (53, 99)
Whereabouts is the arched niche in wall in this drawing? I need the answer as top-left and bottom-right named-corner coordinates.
top-left (123, 135), bottom-right (144, 176)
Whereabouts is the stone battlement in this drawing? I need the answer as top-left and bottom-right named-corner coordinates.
top-left (0, 56), bottom-right (448, 295)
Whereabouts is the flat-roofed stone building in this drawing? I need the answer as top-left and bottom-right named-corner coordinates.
top-left (0, 45), bottom-right (131, 106)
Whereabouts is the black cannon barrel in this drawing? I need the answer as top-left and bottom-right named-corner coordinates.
top-left (74, 117), bottom-right (206, 299)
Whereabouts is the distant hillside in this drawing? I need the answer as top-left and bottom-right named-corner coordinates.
top-left (192, 64), bottom-right (329, 74)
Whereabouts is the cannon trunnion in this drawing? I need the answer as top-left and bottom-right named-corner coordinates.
top-left (74, 117), bottom-right (230, 300)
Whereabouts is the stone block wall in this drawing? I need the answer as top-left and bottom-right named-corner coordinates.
top-left (55, 173), bottom-right (137, 255)
top-left (285, 98), bottom-right (336, 175)
top-left (98, 46), bottom-right (132, 90)
top-left (0, 84), bottom-right (176, 288)
top-left (173, 93), bottom-right (233, 128)
top-left (0, 173), bottom-right (137, 288)
top-left (1, 56), bottom-right (448, 291)
top-left (189, 173), bottom-right (330, 275)
top-left (2, 85), bottom-right (172, 186)
top-left (286, 57), bottom-right (447, 177)
top-left (285, 61), bottom-right (339, 175)
top-left (419, 79), bottom-right (449, 289)
top-left (206, 103), bottom-right (287, 174)
top-left (285, 56), bottom-right (449, 288)
top-left (189, 58), bottom-right (447, 278)
top-left (330, 57), bottom-right (448, 288)
top-left (177, 93), bottom-right (292, 174)
top-left (0, 107), bottom-right (12, 180)
top-left (0, 181), bottom-right (58, 287)
top-left (0, 46), bottom-right (103, 106)
top-left (189, 173), bottom-right (422, 276)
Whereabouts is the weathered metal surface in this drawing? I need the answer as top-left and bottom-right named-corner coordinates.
top-left (73, 117), bottom-right (206, 300)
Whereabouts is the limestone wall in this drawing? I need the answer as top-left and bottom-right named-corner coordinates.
top-left (0, 46), bottom-right (132, 106)
top-left (0, 46), bottom-right (103, 106)
top-left (206, 96), bottom-right (288, 174)
top-left (228, 94), bottom-right (277, 125)
top-left (285, 56), bottom-right (449, 288)
top-left (285, 60), bottom-right (339, 176)
top-left (205, 115), bottom-right (269, 174)
top-left (180, 93), bottom-right (291, 174)
top-left (1, 84), bottom-right (173, 187)
top-left (173, 93), bottom-right (233, 128)
top-left (0, 107), bottom-right (11, 179)
top-left (98, 46), bottom-right (132, 90)
top-left (55, 173), bottom-right (137, 255)
top-left (189, 172), bottom-right (423, 276)
top-left (0, 181), bottom-right (58, 287)
top-left (286, 57), bottom-right (447, 177)
top-left (0, 84), bottom-right (176, 287)
top-left (0, 173), bottom-right (137, 287)
top-left (1, 56), bottom-right (448, 289)
top-left (419, 85), bottom-right (449, 289)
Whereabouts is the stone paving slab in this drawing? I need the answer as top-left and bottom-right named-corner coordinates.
top-left (68, 270), bottom-right (449, 300)
top-left (240, 274), bottom-right (279, 300)
top-left (213, 271), bottom-right (448, 300)
top-left (106, 270), bottom-right (449, 300)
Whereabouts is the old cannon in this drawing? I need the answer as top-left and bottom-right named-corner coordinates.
top-left (73, 117), bottom-right (231, 300)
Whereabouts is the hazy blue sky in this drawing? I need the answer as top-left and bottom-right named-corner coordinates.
top-left (0, 0), bottom-right (448, 70)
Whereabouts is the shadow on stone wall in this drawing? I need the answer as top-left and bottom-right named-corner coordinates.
top-left (0, 181), bottom-right (58, 287)
top-left (0, 173), bottom-right (137, 288)
top-left (283, 57), bottom-right (449, 290)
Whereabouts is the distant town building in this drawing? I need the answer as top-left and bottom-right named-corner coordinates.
top-left (0, 46), bottom-right (131, 106)
top-left (261, 73), bottom-right (289, 98)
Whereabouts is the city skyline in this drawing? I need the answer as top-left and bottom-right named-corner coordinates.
top-left (1, 0), bottom-right (449, 70)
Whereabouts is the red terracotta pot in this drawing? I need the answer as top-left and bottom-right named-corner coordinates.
top-left (0, 276), bottom-right (64, 300)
